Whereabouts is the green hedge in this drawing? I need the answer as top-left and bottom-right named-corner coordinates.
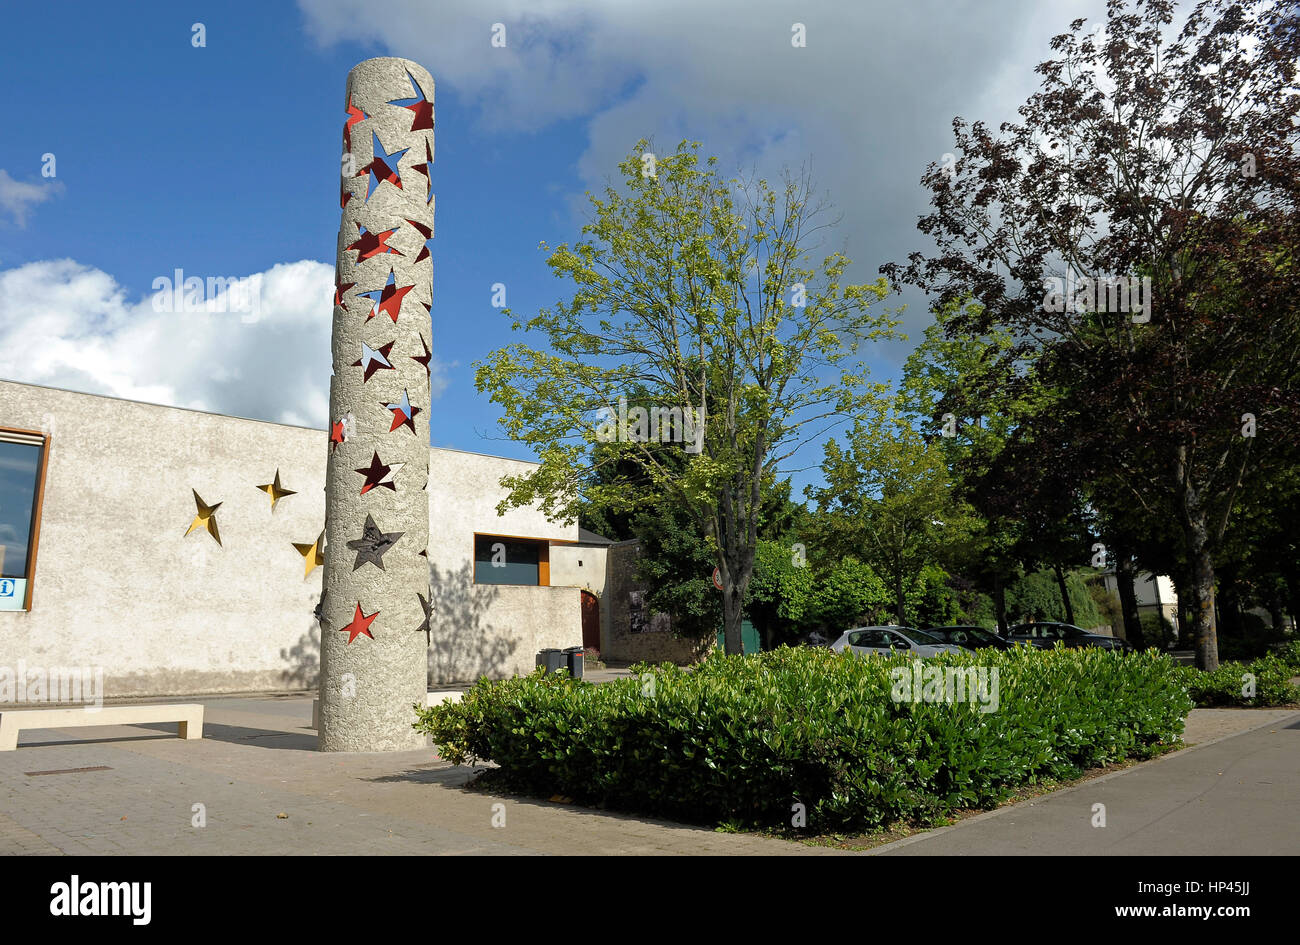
top-left (1179, 653), bottom-right (1300, 707)
top-left (414, 646), bottom-right (1191, 831)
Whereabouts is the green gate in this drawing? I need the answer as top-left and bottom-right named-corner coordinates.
top-left (716, 619), bottom-right (761, 654)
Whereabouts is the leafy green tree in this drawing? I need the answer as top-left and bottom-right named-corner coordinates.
top-left (803, 557), bottom-right (891, 632)
top-left (747, 539), bottom-right (816, 647)
top-left (896, 298), bottom-right (1037, 631)
top-left (632, 497), bottom-right (721, 641)
top-left (810, 405), bottom-right (968, 625)
top-left (906, 564), bottom-right (964, 628)
top-left (1006, 568), bottom-right (1103, 628)
top-left (884, 0), bottom-right (1300, 668)
top-left (476, 139), bottom-right (897, 653)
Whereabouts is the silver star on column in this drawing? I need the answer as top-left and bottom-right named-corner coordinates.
top-left (346, 514), bottom-right (403, 570)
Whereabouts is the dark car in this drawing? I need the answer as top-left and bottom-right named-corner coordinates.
top-left (923, 625), bottom-right (1016, 650)
top-left (1007, 621), bottom-right (1132, 652)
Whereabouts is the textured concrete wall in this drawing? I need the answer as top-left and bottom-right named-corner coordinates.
top-left (427, 447), bottom-right (581, 683)
top-left (548, 544), bottom-right (606, 596)
top-left (0, 381), bottom-right (327, 697)
top-left (0, 381), bottom-right (582, 697)
top-left (549, 543), bottom-right (607, 649)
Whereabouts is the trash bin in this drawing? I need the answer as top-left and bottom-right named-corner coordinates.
top-left (536, 649), bottom-right (564, 674)
top-left (562, 646), bottom-right (584, 680)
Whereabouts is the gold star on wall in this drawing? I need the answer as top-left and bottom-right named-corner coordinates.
top-left (186, 490), bottom-right (222, 546)
top-left (293, 530), bottom-right (326, 578)
top-left (257, 470), bottom-right (297, 510)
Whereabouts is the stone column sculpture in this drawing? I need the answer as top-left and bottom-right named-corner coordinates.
top-left (319, 57), bottom-right (434, 751)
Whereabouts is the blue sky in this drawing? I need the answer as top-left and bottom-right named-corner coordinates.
top-left (0, 0), bottom-right (1109, 497)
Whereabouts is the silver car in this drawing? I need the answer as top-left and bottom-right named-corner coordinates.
top-left (830, 625), bottom-right (969, 658)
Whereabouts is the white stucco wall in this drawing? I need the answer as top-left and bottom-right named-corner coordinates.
top-left (426, 447), bottom-right (581, 682)
top-left (0, 381), bottom-right (581, 698)
top-left (548, 544), bottom-right (606, 596)
top-left (549, 542), bottom-right (608, 651)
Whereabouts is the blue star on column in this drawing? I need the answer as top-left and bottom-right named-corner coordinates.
top-left (384, 388), bottom-right (421, 434)
top-left (351, 341), bottom-right (395, 382)
top-left (365, 132), bottom-right (410, 202)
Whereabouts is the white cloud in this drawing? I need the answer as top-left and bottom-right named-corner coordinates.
top-left (298, 0), bottom-right (1108, 348)
top-left (0, 259), bottom-right (450, 426)
top-left (0, 169), bottom-right (63, 227)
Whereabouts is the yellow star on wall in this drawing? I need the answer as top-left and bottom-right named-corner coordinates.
top-left (257, 470), bottom-right (297, 510)
top-left (186, 490), bottom-right (222, 546)
top-left (293, 530), bottom-right (326, 578)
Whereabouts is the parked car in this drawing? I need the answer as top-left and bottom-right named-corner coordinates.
top-left (830, 625), bottom-right (969, 658)
top-left (1006, 621), bottom-right (1133, 652)
top-left (922, 625), bottom-right (1016, 650)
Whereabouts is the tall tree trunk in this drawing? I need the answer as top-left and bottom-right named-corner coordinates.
top-left (722, 581), bottom-right (744, 655)
top-left (1113, 544), bottom-right (1146, 648)
top-left (718, 527), bottom-right (756, 656)
top-left (1183, 491), bottom-right (1220, 671)
top-left (1218, 566), bottom-right (1243, 649)
top-left (1267, 585), bottom-right (1285, 636)
top-left (993, 572), bottom-right (1007, 635)
top-left (1053, 563), bottom-right (1076, 626)
top-left (1174, 574), bottom-right (1194, 648)
top-left (1282, 562), bottom-right (1300, 634)
top-left (895, 571), bottom-right (906, 626)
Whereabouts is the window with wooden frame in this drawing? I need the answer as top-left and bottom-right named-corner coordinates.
top-left (473, 533), bottom-right (550, 586)
top-left (0, 427), bottom-right (49, 611)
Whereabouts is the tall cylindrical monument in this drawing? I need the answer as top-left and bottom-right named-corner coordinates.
top-left (319, 57), bottom-right (434, 751)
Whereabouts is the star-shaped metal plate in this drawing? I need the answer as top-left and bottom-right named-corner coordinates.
top-left (346, 514), bottom-right (403, 570)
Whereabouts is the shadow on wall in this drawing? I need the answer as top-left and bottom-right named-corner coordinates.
top-left (427, 562), bottom-right (516, 685)
top-left (280, 618), bottom-right (321, 689)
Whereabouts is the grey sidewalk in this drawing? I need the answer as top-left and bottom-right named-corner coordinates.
top-left (1, 695), bottom-right (1294, 855)
top-left (0, 693), bottom-right (829, 856)
top-left (872, 709), bottom-right (1300, 855)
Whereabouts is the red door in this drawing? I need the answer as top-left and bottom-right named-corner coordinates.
top-left (581, 591), bottom-right (600, 650)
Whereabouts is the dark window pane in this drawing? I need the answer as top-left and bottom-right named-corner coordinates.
top-left (0, 440), bottom-right (41, 579)
top-left (474, 536), bottom-right (540, 585)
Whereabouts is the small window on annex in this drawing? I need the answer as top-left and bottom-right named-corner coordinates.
top-left (0, 429), bottom-right (49, 611)
top-left (473, 534), bottom-right (549, 586)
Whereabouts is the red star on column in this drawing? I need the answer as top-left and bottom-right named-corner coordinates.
top-left (389, 72), bottom-right (433, 132)
top-left (334, 281), bottom-right (354, 308)
top-left (406, 218), bottom-right (434, 264)
top-left (343, 96), bottom-right (368, 153)
top-left (355, 451), bottom-right (403, 495)
top-left (339, 602), bottom-right (378, 644)
top-left (330, 419), bottom-right (346, 452)
top-left (409, 139), bottom-right (434, 205)
top-left (384, 389), bottom-right (421, 434)
top-left (361, 269), bottom-right (414, 323)
top-left (404, 97), bottom-right (432, 132)
top-left (346, 225), bottom-right (403, 261)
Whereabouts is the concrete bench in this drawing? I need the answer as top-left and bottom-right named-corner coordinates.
top-left (311, 691), bottom-right (461, 731)
top-left (0, 703), bottom-right (204, 751)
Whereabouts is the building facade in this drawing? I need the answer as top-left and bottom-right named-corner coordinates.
top-left (0, 380), bottom-right (585, 699)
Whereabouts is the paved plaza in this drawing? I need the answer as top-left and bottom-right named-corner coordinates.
top-left (0, 694), bottom-right (1295, 856)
